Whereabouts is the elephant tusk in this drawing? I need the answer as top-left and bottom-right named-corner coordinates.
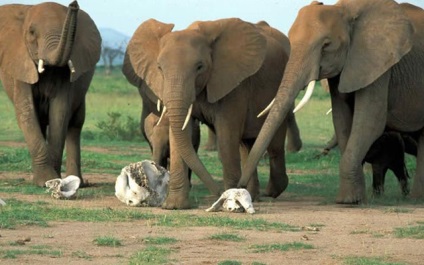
top-left (156, 106), bottom-right (167, 126)
top-left (182, 104), bottom-right (193, 131)
top-left (38, 59), bottom-right (45, 73)
top-left (293, 80), bottom-right (316, 113)
top-left (68, 60), bottom-right (75, 74)
top-left (157, 99), bottom-right (161, 112)
top-left (326, 108), bottom-right (332, 115)
top-left (257, 98), bottom-right (275, 118)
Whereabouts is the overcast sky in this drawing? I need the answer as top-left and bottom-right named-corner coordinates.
top-left (3, 0), bottom-right (424, 36)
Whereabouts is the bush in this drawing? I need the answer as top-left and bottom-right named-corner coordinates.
top-left (96, 112), bottom-right (143, 141)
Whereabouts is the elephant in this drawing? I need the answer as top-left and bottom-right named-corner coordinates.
top-left (238, 0), bottom-right (424, 203)
top-left (123, 18), bottom-right (303, 209)
top-left (0, 1), bottom-right (101, 186)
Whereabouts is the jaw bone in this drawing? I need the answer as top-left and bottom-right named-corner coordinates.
top-left (45, 175), bottom-right (81, 199)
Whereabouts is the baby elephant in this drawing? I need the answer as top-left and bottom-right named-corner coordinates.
top-left (365, 131), bottom-right (417, 196)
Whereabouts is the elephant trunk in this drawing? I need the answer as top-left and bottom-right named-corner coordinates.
top-left (165, 84), bottom-right (221, 196)
top-left (238, 45), bottom-right (319, 188)
top-left (50, 1), bottom-right (79, 66)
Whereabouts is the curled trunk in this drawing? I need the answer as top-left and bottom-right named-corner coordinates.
top-left (50, 1), bottom-right (79, 66)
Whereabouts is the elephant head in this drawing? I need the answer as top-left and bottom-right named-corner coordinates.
top-left (238, 0), bottom-right (415, 199)
top-left (124, 18), bottom-right (268, 196)
top-left (0, 1), bottom-right (101, 83)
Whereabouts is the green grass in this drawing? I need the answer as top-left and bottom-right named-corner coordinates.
top-left (250, 241), bottom-right (314, 253)
top-left (209, 233), bottom-right (246, 242)
top-left (143, 236), bottom-right (178, 245)
top-left (393, 224), bottom-right (424, 239)
top-left (129, 246), bottom-right (172, 265)
top-left (93, 236), bottom-right (123, 247)
top-left (0, 245), bottom-right (62, 259)
top-left (344, 256), bottom-right (406, 265)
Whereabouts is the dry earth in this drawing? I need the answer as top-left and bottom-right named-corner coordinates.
top-left (1, 172), bottom-right (424, 265)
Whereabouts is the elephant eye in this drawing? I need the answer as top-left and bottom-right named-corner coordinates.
top-left (157, 63), bottom-right (162, 71)
top-left (196, 62), bottom-right (204, 72)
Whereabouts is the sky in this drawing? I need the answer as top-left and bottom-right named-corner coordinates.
top-left (2, 0), bottom-right (424, 36)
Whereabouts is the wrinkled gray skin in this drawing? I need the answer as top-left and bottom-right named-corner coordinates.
top-left (0, 1), bottom-right (101, 186)
top-left (238, 0), bottom-right (424, 203)
top-left (123, 18), bottom-right (302, 209)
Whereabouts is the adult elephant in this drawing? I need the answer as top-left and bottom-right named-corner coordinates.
top-left (0, 1), bottom-right (101, 186)
top-left (124, 18), bottom-right (302, 209)
top-left (238, 0), bottom-right (424, 203)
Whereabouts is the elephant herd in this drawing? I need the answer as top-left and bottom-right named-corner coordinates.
top-left (1, 0), bottom-right (424, 209)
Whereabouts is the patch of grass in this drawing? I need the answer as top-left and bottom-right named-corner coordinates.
top-left (250, 241), bottom-right (314, 253)
top-left (143, 236), bottom-right (178, 245)
top-left (96, 111), bottom-right (143, 141)
top-left (71, 250), bottom-right (93, 260)
top-left (93, 236), bottom-right (122, 247)
top-left (0, 245), bottom-right (62, 259)
top-left (393, 224), bottom-right (424, 239)
top-left (218, 261), bottom-right (242, 265)
top-left (383, 207), bottom-right (413, 214)
top-left (129, 246), bottom-right (172, 265)
top-left (344, 256), bottom-right (405, 265)
top-left (209, 233), bottom-right (245, 242)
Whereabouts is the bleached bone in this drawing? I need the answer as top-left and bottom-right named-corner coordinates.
top-left (115, 160), bottom-right (170, 207)
top-left (206, 188), bottom-right (255, 214)
top-left (45, 175), bottom-right (81, 199)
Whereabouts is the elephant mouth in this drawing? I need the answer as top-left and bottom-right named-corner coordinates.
top-left (36, 58), bottom-right (76, 76)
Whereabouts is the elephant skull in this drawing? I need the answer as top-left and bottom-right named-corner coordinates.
top-left (206, 188), bottom-right (255, 214)
top-left (115, 160), bottom-right (170, 207)
top-left (45, 175), bottom-right (81, 199)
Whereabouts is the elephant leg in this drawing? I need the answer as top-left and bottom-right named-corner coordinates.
top-left (285, 107), bottom-right (302, 153)
top-left (13, 81), bottom-right (58, 186)
top-left (410, 132), bottom-right (424, 199)
top-left (162, 124), bottom-right (191, 209)
top-left (335, 73), bottom-right (389, 204)
top-left (371, 164), bottom-right (387, 196)
top-left (240, 143), bottom-right (259, 200)
top-left (265, 121), bottom-right (288, 198)
top-left (65, 102), bottom-right (85, 182)
top-left (48, 87), bottom-right (72, 176)
top-left (204, 128), bottom-right (217, 151)
top-left (216, 124), bottom-right (242, 190)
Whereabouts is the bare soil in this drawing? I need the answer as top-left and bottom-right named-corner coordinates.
top-left (1, 172), bottom-right (423, 265)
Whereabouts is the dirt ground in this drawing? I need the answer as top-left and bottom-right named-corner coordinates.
top-left (1, 172), bottom-right (423, 265)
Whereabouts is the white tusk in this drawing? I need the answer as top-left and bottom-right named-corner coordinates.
top-left (257, 98), bottom-right (275, 118)
top-left (68, 60), bottom-right (75, 74)
top-left (38, 59), bottom-right (45, 73)
top-left (182, 104), bottom-right (193, 131)
top-left (326, 108), bottom-right (332, 115)
top-left (156, 106), bottom-right (167, 126)
top-left (157, 99), bottom-right (161, 112)
top-left (293, 80), bottom-right (316, 113)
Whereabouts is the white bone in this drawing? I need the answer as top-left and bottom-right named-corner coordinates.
top-left (45, 175), bottom-right (81, 199)
top-left (206, 188), bottom-right (255, 214)
top-left (293, 80), bottom-right (316, 113)
top-left (38, 59), bottom-right (45, 73)
top-left (115, 160), bottom-right (169, 207)
top-left (182, 104), bottom-right (193, 131)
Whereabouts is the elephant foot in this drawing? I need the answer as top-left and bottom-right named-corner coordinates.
top-left (286, 140), bottom-right (302, 153)
top-left (263, 176), bottom-right (288, 198)
top-left (31, 166), bottom-right (59, 187)
top-left (335, 187), bottom-right (366, 204)
top-left (162, 191), bottom-right (191, 209)
top-left (400, 180), bottom-right (410, 197)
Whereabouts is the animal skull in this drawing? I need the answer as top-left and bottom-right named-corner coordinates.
top-left (45, 175), bottom-right (81, 199)
top-left (206, 188), bottom-right (255, 214)
top-left (115, 160), bottom-right (169, 207)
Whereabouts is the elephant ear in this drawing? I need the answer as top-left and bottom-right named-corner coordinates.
top-left (127, 19), bottom-right (174, 100)
top-left (256, 20), bottom-right (290, 55)
top-left (122, 50), bottom-right (159, 104)
top-left (69, 9), bottom-right (101, 82)
top-left (0, 4), bottom-right (38, 84)
top-left (197, 18), bottom-right (267, 103)
top-left (338, 0), bottom-right (413, 93)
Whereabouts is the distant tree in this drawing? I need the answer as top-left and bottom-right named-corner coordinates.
top-left (101, 41), bottom-right (125, 75)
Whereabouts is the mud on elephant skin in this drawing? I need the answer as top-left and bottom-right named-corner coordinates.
top-left (239, 0), bottom-right (424, 203)
top-left (0, 1), bottom-right (101, 186)
top-left (123, 18), bottom-right (302, 209)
